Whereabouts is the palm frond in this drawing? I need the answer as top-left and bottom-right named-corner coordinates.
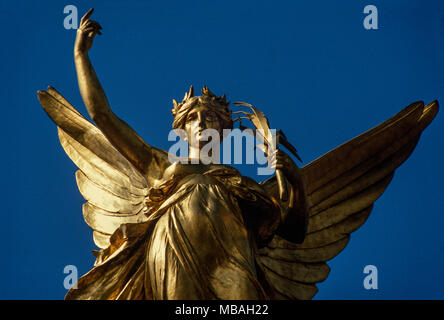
top-left (233, 102), bottom-right (301, 162)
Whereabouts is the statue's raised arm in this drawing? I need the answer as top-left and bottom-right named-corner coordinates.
top-left (73, 9), bottom-right (168, 180)
top-left (37, 9), bottom-right (171, 253)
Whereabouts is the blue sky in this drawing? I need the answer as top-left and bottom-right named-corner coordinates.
top-left (1, 0), bottom-right (444, 299)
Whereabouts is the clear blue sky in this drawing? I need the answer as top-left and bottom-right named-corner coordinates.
top-left (1, 0), bottom-right (444, 299)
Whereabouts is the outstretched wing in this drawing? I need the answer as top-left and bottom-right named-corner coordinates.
top-left (258, 100), bottom-right (439, 299)
top-left (38, 87), bottom-right (155, 250)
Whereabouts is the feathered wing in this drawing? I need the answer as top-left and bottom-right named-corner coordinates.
top-left (38, 87), bottom-right (160, 251)
top-left (259, 100), bottom-right (439, 300)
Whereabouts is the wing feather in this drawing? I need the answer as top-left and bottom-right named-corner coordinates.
top-left (59, 129), bottom-right (148, 198)
top-left (83, 203), bottom-right (147, 235)
top-left (299, 206), bottom-right (372, 249)
top-left (259, 256), bottom-right (330, 283)
top-left (260, 267), bottom-right (319, 300)
top-left (76, 171), bottom-right (145, 214)
top-left (38, 87), bottom-right (153, 249)
top-left (261, 237), bottom-right (350, 263)
top-left (310, 139), bottom-right (418, 216)
top-left (309, 175), bottom-right (392, 232)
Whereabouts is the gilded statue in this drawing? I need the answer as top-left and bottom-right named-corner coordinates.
top-left (37, 9), bottom-right (438, 299)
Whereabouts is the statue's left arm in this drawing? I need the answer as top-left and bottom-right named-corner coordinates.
top-left (271, 150), bottom-right (310, 243)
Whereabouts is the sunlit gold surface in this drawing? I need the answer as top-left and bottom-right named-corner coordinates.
top-left (37, 9), bottom-right (438, 300)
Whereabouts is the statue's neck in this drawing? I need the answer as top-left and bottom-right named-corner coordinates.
top-left (188, 145), bottom-right (220, 164)
top-left (188, 144), bottom-right (201, 160)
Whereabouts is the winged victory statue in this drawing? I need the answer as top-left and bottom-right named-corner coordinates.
top-left (37, 9), bottom-right (439, 300)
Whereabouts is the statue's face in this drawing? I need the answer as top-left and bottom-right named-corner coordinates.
top-left (184, 106), bottom-right (222, 149)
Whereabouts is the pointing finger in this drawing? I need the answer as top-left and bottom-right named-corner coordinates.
top-left (81, 8), bottom-right (94, 25)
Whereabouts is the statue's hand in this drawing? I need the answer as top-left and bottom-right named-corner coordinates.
top-left (74, 8), bottom-right (102, 55)
top-left (274, 149), bottom-right (301, 184)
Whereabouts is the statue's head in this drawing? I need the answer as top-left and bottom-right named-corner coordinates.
top-left (172, 86), bottom-right (233, 149)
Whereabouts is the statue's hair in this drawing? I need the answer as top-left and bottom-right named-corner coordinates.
top-left (171, 85), bottom-right (233, 130)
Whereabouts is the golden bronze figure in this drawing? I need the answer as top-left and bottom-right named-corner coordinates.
top-left (38, 9), bottom-right (438, 300)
